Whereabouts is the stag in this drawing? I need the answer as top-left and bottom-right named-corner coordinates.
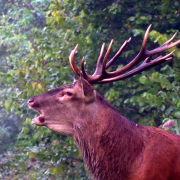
top-left (29, 25), bottom-right (180, 180)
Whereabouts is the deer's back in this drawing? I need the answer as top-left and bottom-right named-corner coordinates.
top-left (129, 127), bottom-right (180, 180)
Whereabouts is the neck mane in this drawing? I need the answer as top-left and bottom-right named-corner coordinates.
top-left (73, 94), bottom-right (144, 180)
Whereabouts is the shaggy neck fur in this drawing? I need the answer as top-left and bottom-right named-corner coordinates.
top-left (73, 95), bottom-right (144, 180)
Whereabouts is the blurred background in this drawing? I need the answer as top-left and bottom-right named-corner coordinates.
top-left (0, 0), bottom-right (180, 179)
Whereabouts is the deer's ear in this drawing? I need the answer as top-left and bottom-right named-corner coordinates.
top-left (80, 77), bottom-right (94, 97)
top-left (75, 77), bottom-right (95, 102)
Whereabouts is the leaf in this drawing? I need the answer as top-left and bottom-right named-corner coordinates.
top-left (150, 72), bottom-right (172, 90)
top-left (129, 16), bottom-right (135, 21)
top-left (16, 69), bottom-right (21, 75)
top-left (21, 127), bottom-right (29, 134)
top-left (174, 111), bottom-right (180, 118)
top-left (23, 9), bottom-right (31, 15)
top-left (139, 75), bottom-right (148, 84)
top-left (165, 107), bottom-right (174, 116)
top-left (4, 100), bottom-right (12, 111)
top-left (49, 164), bottom-right (66, 175)
top-left (37, 83), bottom-right (42, 90)
top-left (27, 151), bottom-right (36, 159)
top-left (52, 11), bottom-right (57, 17)
top-left (23, 118), bottom-right (32, 126)
top-left (132, 29), bottom-right (143, 36)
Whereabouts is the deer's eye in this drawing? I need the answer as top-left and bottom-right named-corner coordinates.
top-left (66, 92), bottom-right (73, 96)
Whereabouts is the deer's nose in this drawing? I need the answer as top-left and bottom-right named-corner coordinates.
top-left (28, 98), bottom-right (36, 107)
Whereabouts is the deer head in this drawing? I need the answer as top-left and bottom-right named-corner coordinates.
top-left (29, 25), bottom-right (180, 136)
top-left (28, 78), bottom-right (96, 136)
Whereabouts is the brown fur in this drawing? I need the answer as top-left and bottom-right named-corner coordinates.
top-left (29, 79), bottom-right (180, 180)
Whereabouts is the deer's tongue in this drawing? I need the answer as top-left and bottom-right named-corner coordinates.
top-left (32, 115), bottom-right (45, 126)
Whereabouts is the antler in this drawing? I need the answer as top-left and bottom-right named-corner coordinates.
top-left (69, 25), bottom-right (180, 84)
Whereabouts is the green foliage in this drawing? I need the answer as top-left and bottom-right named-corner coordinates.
top-left (0, 109), bottom-right (20, 153)
top-left (0, 0), bottom-right (180, 179)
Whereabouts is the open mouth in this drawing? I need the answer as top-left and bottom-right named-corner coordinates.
top-left (28, 98), bottom-right (46, 126)
top-left (32, 114), bottom-right (45, 126)
top-left (29, 106), bottom-right (45, 126)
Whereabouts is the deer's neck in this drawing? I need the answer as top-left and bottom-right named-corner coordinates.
top-left (73, 97), bottom-right (144, 180)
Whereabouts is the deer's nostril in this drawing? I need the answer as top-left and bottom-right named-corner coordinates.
top-left (28, 98), bottom-right (35, 107)
top-left (39, 116), bottom-right (45, 123)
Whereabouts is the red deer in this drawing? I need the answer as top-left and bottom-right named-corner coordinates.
top-left (28, 25), bottom-right (180, 180)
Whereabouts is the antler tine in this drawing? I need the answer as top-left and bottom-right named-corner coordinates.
top-left (69, 45), bottom-right (82, 76)
top-left (114, 24), bottom-right (152, 75)
top-left (102, 39), bottom-right (114, 72)
top-left (81, 56), bottom-right (88, 78)
top-left (166, 34), bottom-right (180, 49)
top-left (80, 40), bottom-right (116, 82)
top-left (79, 40), bottom-right (114, 83)
top-left (141, 24), bottom-right (152, 51)
top-left (93, 43), bottom-right (105, 75)
top-left (147, 32), bottom-right (180, 56)
top-left (93, 40), bottom-right (114, 76)
top-left (106, 37), bottom-right (131, 69)
top-left (99, 50), bottom-right (175, 83)
top-left (163, 32), bottom-right (177, 45)
top-left (150, 50), bottom-right (175, 63)
top-left (80, 43), bottom-right (106, 82)
top-left (104, 25), bottom-right (152, 77)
